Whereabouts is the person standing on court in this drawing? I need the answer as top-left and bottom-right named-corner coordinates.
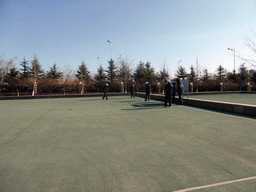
top-left (145, 82), bottom-right (150, 101)
top-left (172, 82), bottom-right (176, 103)
top-left (102, 84), bottom-right (109, 100)
top-left (164, 80), bottom-right (173, 107)
top-left (130, 84), bottom-right (135, 98)
top-left (176, 78), bottom-right (184, 105)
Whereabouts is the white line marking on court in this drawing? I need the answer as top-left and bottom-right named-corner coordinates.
top-left (172, 176), bottom-right (256, 192)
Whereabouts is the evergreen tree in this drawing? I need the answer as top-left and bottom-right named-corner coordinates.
top-left (116, 56), bottom-right (131, 92)
top-left (95, 65), bottom-right (107, 92)
top-left (175, 65), bottom-right (187, 78)
top-left (239, 63), bottom-right (249, 82)
top-left (158, 65), bottom-right (169, 82)
top-left (227, 72), bottom-right (238, 82)
top-left (133, 61), bottom-right (145, 85)
top-left (251, 71), bottom-right (256, 84)
top-left (7, 67), bottom-right (19, 78)
top-left (6, 67), bottom-right (20, 91)
top-left (75, 61), bottom-right (90, 81)
top-left (95, 65), bottom-right (107, 82)
top-left (47, 63), bottom-right (63, 79)
top-left (190, 65), bottom-right (196, 82)
top-left (216, 64), bottom-right (226, 81)
top-left (144, 61), bottom-right (156, 84)
top-left (117, 56), bottom-right (131, 82)
top-left (203, 69), bottom-right (209, 81)
top-left (105, 59), bottom-right (117, 84)
top-left (29, 56), bottom-right (44, 77)
top-left (20, 57), bottom-right (30, 78)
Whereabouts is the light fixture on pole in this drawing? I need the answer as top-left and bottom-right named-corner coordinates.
top-left (228, 48), bottom-right (235, 74)
top-left (177, 60), bottom-right (181, 67)
top-left (107, 40), bottom-right (112, 60)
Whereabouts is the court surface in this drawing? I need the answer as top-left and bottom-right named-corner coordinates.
top-left (0, 96), bottom-right (255, 191)
top-left (188, 93), bottom-right (256, 105)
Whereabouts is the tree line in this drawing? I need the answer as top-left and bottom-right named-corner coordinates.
top-left (0, 53), bottom-right (256, 95)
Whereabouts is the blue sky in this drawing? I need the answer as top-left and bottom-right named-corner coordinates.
top-left (1, 0), bottom-right (256, 78)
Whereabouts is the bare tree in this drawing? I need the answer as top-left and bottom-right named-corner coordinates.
top-left (240, 30), bottom-right (256, 67)
top-left (0, 54), bottom-right (17, 86)
top-left (63, 63), bottom-right (75, 81)
top-left (116, 55), bottom-right (132, 92)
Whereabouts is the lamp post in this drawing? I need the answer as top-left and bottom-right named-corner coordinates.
top-left (97, 57), bottom-right (99, 70)
top-left (32, 53), bottom-right (37, 96)
top-left (107, 40), bottom-right (112, 60)
top-left (228, 48), bottom-right (235, 74)
top-left (177, 60), bottom-right (181, 68)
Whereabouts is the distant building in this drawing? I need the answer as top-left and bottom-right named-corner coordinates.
top-left (249, 69), bottom-right (255, 76)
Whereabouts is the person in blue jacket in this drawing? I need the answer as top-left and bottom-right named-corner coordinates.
top-left (176, 78), bottom-right (184, 105)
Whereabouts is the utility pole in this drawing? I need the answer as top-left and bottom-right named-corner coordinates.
top-left (125, 55), bottom-right (128, 93)
top-left (97, 57), bottom-right (99, 71)
top-left (107, 40), bottom-right (112, 60)
top-left (228, 48), bottom-right (236, 74)
top-left (32, 50), bottom-right (37, 96)
top-left (196, 57), bottom-right (199, 93)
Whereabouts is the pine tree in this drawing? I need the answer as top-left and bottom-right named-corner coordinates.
top-left (75, 61), bottom-right (90, 81)
top-left (20, 57), bottom-right (30, 78)
top-left (95, 65), bottom-right (106, 82)
top-left (47, 63), bottom-right (63, 79)
top-left (216, 64), bottom-right (226, 81)
top-left (30, 56), bottom-right (44, 77)
top-left (95, 65), bottom-right (107, 92)
top-left (203, 69), bottom-right (209, 81)
top-left (175, 65), bottom-right (187, 78)
top-left (251, 72), bottom-right (256, 84)
top-left (158, 65), bottom-right (169, 82)
top-left (105, 59), bottom-right (117, 84)
top-left (117, 57), bottom-right (130, 81)
top-left (5, 67), bottom-right (20, 92)
top-left (239, 63), bottom-right (249, 82)
top-left (144, 61), bottom-right (156, 84)
top-left (133, 61), bottom-right (145, 85)
top-left (117, 56), bottom-right (132, 92)
top-left (190, 65), bottom-right (196, 82)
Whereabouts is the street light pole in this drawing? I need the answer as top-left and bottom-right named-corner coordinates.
top-left (97, 57), bottom-right (99, 70)
top-left (107, 40), bottom-right (112, 60)
top-left (177, 60), bottom-right (181, 68)
top-left (228, 48), bottom-right (235, 74)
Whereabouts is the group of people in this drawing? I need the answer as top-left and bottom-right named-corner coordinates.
top-left (163, 78), bottom-right (184, 107)
top-left (102, 78), bottom-right (184, 107)
top-left (144, 78), bottom-right (184, 107)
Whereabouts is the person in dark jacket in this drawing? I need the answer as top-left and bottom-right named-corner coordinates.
top-left (164, 80), bottom-right (173, 107)
top-left (130, 84), bottom-right (135, 98)
top-left (145, 82), bottom-right (150, 101)
top-left (102, 84), bottom-right (109, 100)
top-left (172, 82), bottom-right (176, 103)
top-left (176, 78), bottom-right (184, 105)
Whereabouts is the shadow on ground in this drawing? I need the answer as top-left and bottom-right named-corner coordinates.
top-left (80, 99), bottom-right (102, 101)
top-left (122, 101), bottom-right (176, 110)
top-left (119, 100), bottom-right (137, 103)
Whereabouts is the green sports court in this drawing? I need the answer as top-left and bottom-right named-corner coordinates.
top-left (0, 95), bottom-right (256, 191)
top-left (188, 93), bottom-right (256, 106)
